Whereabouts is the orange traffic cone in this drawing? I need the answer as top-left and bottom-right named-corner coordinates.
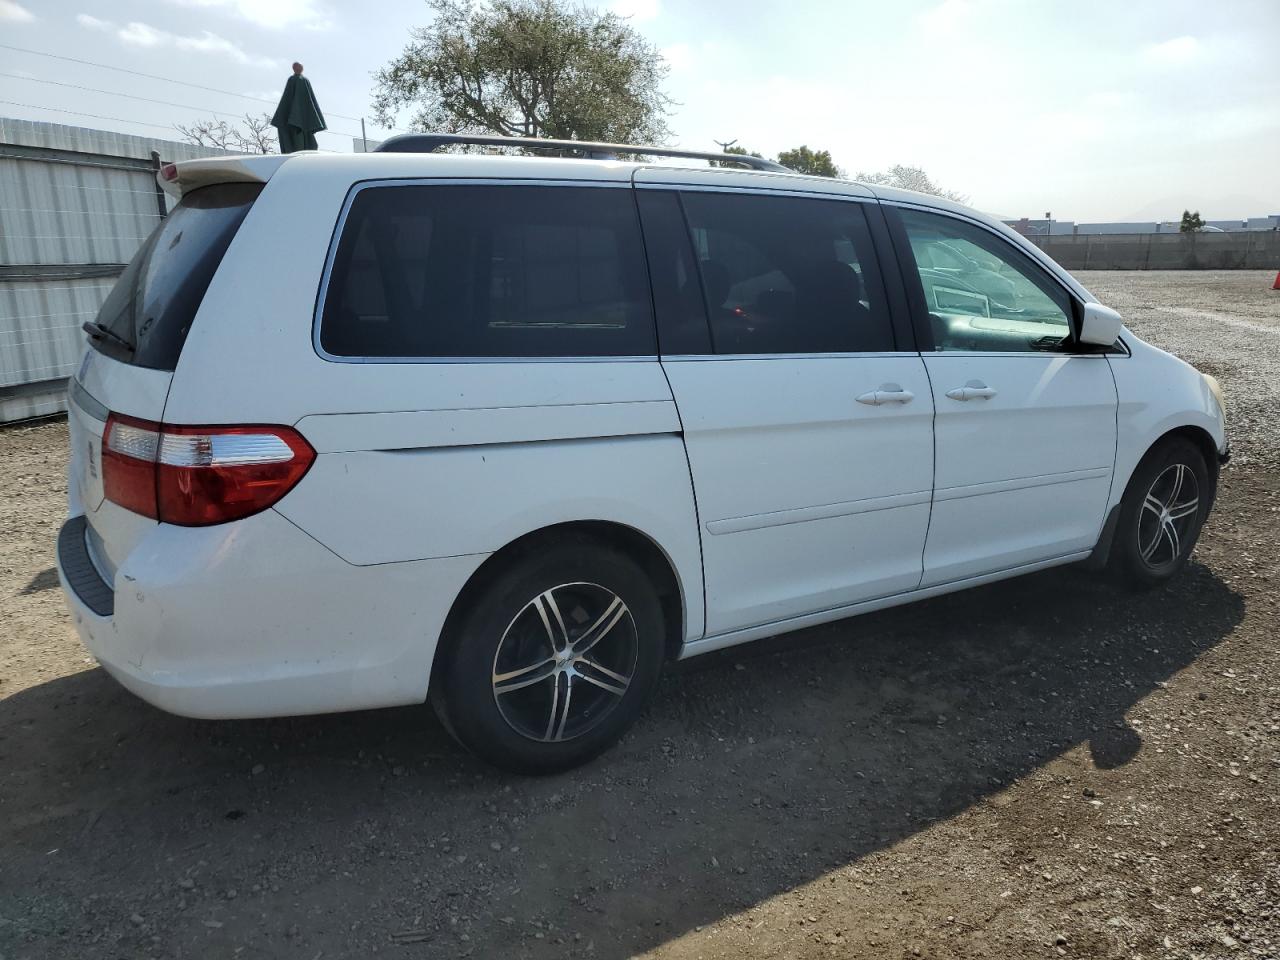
top-left (1273, 271), bottom-right (1280, 290)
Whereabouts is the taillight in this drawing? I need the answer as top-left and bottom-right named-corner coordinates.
top-left (102, 414), bottom-right (315, 526)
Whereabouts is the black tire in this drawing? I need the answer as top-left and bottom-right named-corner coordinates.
top-left (431, 537), bottom-right (666, 774)
top-left (1110, 437), bottom-right (1211, 590)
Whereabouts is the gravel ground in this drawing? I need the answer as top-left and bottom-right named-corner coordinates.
top-left (1, 270), bottom-right (1277, 960)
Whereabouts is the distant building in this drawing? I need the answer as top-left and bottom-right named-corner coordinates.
top-left (1006, 218), bottom-right (1076, 236)
top-left (1204, 215), bottom-right (1280, 232)
top-left (1005, 214), bottom-right (1279, 235)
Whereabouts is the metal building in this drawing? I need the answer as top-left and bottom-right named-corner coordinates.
top-left (0, 118), bottom-right (228, 422)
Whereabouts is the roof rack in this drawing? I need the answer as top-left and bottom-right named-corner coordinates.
top-left (373, 132), bottom-right (792, 173)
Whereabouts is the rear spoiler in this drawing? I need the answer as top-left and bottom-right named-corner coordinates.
top-left (157, 154), bottom-right (291, 200)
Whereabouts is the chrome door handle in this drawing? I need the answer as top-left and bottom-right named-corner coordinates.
top-left (857, 385), bottom-right (915, 406)
top-left (945, 382), bottom-right (998, 401)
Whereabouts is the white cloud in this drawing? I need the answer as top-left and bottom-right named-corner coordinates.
top-left (164, 0), bottom-right (334, 31)
top-left (916, 0), bottom-right (974, 32)
top-left (611, 0), bottom-right (660, 22)
top-left (1142, 36), bottom-right (1201, 65)
top-left (118, 21), bottom-right (167, 47)
top-left (1086, 90), bottom-right (1137, 110)
top-left (74, 15), bottom-right (281, 68)
top-left (0, 0), bottom-right (35, 22)
top-left (174, 30), bottom-right (280, 66)
top-left (661, 42), bottom-right (692, 72)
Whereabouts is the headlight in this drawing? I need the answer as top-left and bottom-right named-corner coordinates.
top-left (1203, 373), bottom-right (1225, 415)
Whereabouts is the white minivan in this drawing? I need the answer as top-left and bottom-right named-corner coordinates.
top-left (58, 135), bottom-right (1228, 773)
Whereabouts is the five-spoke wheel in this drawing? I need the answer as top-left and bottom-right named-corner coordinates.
top-left (1112, 436), bottom-right (1211, 589)
top-left (492, 583), bottom-right (638, 742)
top-left (432, 538), bottom-right (665, 774)
top-left (1137, 462), bottom-right (1200, 572)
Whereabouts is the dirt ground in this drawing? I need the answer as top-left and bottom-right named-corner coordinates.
top-left (1, 270), bottom-right (1277, 960)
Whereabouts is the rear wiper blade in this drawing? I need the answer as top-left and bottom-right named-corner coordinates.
top-left (82, 321), bottom-right (135, 354)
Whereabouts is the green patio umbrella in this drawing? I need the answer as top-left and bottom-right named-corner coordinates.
top-left (271, 62), bottom-right (326, 153)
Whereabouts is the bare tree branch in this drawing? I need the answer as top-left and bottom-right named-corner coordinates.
top-left (176, 113), bottom-right (278, 154)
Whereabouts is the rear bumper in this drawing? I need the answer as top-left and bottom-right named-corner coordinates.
top-left (56, 509), bottom-right (486, 719)
top-left (57, 515), bottom-right (113, 616)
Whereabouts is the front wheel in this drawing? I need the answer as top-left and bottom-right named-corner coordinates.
top-left (1111, 437), bottom-right (1211, 589)
top-left (432, 538), bottom-right (666, 774)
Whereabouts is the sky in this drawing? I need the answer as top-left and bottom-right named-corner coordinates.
top-left (2, 0), bottom-right (1277, 222)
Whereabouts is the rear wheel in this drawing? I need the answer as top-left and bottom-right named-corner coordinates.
top-left (1111, 437), bottom-right (1210, 589)
top-left (432, 539), bottom-right (665, 774)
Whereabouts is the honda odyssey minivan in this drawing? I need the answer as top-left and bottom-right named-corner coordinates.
top-left (58, 134), bottom-right (1228, 773)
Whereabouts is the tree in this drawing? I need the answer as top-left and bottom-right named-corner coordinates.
top-left (373, 0), bottom-right (672, 145)
top-left (1180, 210), bottom-right (1205, 233)
top-left (854, 164), bottom-right (966, 202)
top-left (176, 113), bottom-right (276, 154)
top-left (711, 143), bottom-right (764, 168)
top-left (777, 145), bottom-right (841, 178)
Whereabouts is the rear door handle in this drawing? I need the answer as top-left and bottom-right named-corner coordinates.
top-left (857, 384), bottom-right (915, 406)
top-left (945, 381), bottom-right (998, 401)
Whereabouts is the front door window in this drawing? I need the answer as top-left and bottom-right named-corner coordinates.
top-left (899, 209), bottom-right (1073, 353)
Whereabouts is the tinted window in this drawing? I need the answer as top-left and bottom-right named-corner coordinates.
top-left (679, 192), bottom-right (895, 355)
top-left (898, 209), bottom-right (1073, 353)
top-left (320, 185), bottom-right (655, 358)
top-left (635, 190), bottom-right (711, 355)
top-left (90, 183), bottom-right (262, 370)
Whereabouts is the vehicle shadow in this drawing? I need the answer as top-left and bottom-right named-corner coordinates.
top-left (20, 567), bottom-right (59, 595)
top-left (0, 560), bottom-right (1243, 959)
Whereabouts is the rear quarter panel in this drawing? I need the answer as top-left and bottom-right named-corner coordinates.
top-left (277, 397), bottom-right (704, 644)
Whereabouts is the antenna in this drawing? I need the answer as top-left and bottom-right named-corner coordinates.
top-left (712, 138), bottom-right (739, 152)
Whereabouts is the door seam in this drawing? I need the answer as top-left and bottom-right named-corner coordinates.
top-left (918, 354), bottom-right (937, 592)
top-left (656, 358), bottom-right (708, 644)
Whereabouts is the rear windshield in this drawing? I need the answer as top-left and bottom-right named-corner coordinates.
top-left (89, 182), bottom-right (263, 370)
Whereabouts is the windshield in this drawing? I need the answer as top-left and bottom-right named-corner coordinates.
top-left (89, 182), bottom-right (263, 370)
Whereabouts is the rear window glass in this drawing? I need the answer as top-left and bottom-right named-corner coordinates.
top-left (90, 183), bottom-right (262, 370)
top-left (319, 184), bottom-right (655, 359)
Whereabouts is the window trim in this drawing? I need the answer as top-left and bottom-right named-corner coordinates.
top-left (637, 185), bottom-right (914, 358)
top-left (311, 177), bottom-right (660, 365)
top-left (659, 351), bottom-right (913, 362)
top-left (883, 201), bottom-right (1114, 358)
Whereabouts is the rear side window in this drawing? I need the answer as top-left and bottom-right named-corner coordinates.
top-left (319, 185), bottom-right (655, 358)
top-left (90, 183), bottom-right (262, 370)
top-left (680, 192), bottom-right (895, 355)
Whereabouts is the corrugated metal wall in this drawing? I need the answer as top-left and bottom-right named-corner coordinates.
top-left (0, 119), bottom-right (229, 422)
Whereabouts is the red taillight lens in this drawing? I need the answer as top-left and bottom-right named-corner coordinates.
top-left (102, 414), bottom-right (315, 526)
top-left (156, 424), bottom-right (315, 525)
top-left (103, 414), bottom-right (161, 518)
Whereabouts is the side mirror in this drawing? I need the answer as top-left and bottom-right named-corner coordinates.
top-left (1079, 302), bottom-right (1123, 346)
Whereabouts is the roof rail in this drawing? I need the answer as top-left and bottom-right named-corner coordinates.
top-left (373, 132), bottom-right (792, 173)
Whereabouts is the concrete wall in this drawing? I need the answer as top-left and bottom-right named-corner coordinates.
top-left (1027, 231), bottom-right (1280, 271)
top-left (0, 119), bottom-right (229, 422)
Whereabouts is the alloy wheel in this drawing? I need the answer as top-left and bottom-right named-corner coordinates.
top-left (491, 582), bottom-right (639, 742)
top-left (1137, 462), bottom-right (1200, 571)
